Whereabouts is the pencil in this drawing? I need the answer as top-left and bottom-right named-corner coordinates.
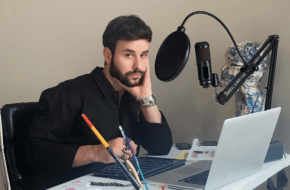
top-left (81, 114), bottom-right (143, 190)
top-left (119, 126), bottom-right (149, 190)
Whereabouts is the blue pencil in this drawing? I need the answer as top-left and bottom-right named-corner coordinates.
top-left (119, 126), bottom-right (149, 190)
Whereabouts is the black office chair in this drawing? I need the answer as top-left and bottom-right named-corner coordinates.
top-left (0, 102), bottom-right (38, 190)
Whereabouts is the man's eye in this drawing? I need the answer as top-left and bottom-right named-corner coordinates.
top-left (126, 54), bottom-right (132, 57)
top-left (141, 54), bottom-right (147, 58)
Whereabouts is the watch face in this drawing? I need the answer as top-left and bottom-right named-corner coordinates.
top-left (139, 93), bottom-right (156, 107)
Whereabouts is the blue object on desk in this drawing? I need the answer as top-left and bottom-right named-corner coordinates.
top-left (264, 140), bottom-right (284, 163)
top-left (93, 157), bottom-right (186, 180)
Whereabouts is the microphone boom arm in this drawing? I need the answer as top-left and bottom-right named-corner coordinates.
top-left (180, 11), bottom-right (279, 109)
top-left (181, 11), bottom-right (248, 67)
top-left (216, 35), bottom-right (279, 110)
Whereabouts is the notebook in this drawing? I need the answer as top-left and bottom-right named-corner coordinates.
top-left (146, 107), bottom-right (281, 190)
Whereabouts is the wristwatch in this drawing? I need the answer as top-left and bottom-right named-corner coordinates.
top-left (139, 93), bottom-right (157, 108)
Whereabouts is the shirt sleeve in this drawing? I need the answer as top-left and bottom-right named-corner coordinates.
top-left (137, 111), bottom-right (173, 155)
top-left (25, 86), bottom-right (81, 173)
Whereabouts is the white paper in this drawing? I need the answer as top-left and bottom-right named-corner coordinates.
top-left (186, 138), bottom-right (217, 161)
top-left (61, 187), bottom-right (102, 190)
top-left (71, 180), bottom-right (91, 187)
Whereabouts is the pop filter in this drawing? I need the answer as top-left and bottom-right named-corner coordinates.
top-left (155, 26), bottom-right (190, 82)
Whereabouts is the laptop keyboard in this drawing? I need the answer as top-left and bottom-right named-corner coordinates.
top-left (178, 169), bottom-right (210, 186)
top-left (93, 157), bottom-right (186, 180)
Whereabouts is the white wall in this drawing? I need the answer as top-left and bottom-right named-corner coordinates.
top-left (1, 0), bottom-right (290, 189)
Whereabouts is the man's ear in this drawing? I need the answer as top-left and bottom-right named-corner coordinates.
top-left (103, 47), bottom-right (112, 64)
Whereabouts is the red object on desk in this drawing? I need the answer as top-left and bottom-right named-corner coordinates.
top-left (162, 184), bottom-right (166, 190)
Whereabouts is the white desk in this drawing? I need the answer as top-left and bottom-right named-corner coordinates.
top-left (49, 147), bottom-right (290, 190)
top-left (216, 154), bottom-right (290, 190)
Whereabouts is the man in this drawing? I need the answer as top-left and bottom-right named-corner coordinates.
top-left (25, 15), bottom-right (172, 189)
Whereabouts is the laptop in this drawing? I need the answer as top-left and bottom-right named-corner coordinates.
top-left (146, 107), bottom-right (281, 190)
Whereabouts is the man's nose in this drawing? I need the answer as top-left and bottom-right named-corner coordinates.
top-left (133, 57), bottom-right (141, 69)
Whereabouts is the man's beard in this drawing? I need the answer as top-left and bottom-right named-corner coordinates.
top-left (110, 58), bottom-right (145, 87)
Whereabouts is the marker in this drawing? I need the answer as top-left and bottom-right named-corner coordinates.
top-left (81, 114), bottom-right (143, 190)
top-left (119, 126), bottom-right (149, 190)
top-left (251, 93), bottom-right (260, 113)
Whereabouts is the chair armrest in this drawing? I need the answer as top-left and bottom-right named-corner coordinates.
top-left (0, 110), bottom-right (11, 190)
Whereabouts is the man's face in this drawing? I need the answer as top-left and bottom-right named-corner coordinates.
top-left (109, 39), bottom-right (149, 87)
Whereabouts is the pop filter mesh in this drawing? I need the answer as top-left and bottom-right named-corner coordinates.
top-left (155, 31), bottom-right (190, 81)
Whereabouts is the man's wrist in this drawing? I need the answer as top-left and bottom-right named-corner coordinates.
top-left (138, 92), bottom-right (157, 108)
top-left (139, 104), bottom-right (162, 123)
top-left (135, 91), bottom-right (152, 101)
top-left (91, 144), bottom-right (103, 163)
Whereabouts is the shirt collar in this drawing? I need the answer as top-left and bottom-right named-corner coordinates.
top-left (90, 66), bottom-right (139, 119)
top-left (90, 66), bottom-right (115, 98)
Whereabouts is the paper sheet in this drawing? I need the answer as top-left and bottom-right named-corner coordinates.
top-left (71, 180), bottom-right (91, 187)
top-left (174, 150), bottom-right (189, 160)
top-left (62, 182), bottom-right (172, 190)
top-left (186, 138), bottom-right (217, 161)
top-left (62, 187), bottom-right (102, 190)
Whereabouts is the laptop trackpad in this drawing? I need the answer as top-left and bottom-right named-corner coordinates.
top-left (172, 166), bottom-right (204, 175)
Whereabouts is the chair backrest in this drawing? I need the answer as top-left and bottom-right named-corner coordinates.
top-left (1, 102), bottom-right (38, 190)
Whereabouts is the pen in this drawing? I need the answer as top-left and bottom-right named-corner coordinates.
top-left (81, 114), bottom-right (143, 190)
top-left (119, 126), bottom-right (149, 190)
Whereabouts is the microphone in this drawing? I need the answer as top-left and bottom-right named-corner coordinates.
top-left (195, 42), bottom-right (213, 88)
top-left (154, 27), bottom-right (217, 90)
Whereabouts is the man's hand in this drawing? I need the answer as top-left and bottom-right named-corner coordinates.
top-left (72, 138), bottom-right (138, 167)
top-left (112, 63), bottom-right (162, 124)
top-left (114, 64), bottom-right (152, 101)
top-left (94, 137), bottom-right (138, 164)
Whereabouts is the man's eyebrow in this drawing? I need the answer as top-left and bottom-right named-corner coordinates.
top-left (123, 49), bottom-right (149, 54)
top-left (123, 49), bottom-right (135, 53)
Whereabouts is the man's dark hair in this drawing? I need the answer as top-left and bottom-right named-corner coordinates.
top-left (102, 15), bottom-right (152, 57)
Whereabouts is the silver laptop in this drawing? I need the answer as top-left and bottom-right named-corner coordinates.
top-left (146, 107), bottom-right (281, 190)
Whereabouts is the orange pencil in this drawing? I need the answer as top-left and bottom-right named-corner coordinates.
top-left (82, 114), bottom-right (109, 148)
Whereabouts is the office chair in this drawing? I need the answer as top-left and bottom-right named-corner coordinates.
top-left (0, 102), bottom-right (38, 190)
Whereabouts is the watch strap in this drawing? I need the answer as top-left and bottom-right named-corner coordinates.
top-left (138, 93), bottom-right (157, 108)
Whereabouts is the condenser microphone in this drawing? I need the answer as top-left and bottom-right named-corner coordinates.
top-left (195, 42), bottom-right (213, 88)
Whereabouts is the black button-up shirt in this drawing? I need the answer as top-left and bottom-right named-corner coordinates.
top-left (25, 66), bottom-right (173, 174)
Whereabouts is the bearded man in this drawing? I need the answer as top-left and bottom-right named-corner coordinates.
top-left (25, 15), bottom-right (172, 189)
